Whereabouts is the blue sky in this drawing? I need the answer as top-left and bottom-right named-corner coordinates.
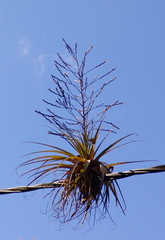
top-left (0, 1), bottom-right (165, 239)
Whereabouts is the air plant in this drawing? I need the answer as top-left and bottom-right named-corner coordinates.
top-left (18, 39), bottom-right (161, 227)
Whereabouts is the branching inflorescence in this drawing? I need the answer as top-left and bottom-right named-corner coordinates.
top-left (19, 39), bottom-right (153, 227)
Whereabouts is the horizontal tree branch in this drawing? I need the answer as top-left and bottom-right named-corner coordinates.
top-left (0, 165), bottom-right (164, 195)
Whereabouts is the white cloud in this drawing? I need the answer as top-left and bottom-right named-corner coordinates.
top-left (18, 38), bottom-right (32, 56)
top-left (17, 38), bottom-right (50, 81)
top-left (34, 54), bottom-right (48, 78)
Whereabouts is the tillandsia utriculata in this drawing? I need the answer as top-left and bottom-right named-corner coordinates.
top-left (18, 39), bottom-right (164, 227)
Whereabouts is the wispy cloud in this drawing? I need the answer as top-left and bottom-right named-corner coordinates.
top-left (34, 54), bottom-right (48, 78)
top-left (18, 38), bottom-right (32, 56)
top-left (17, 37), bottom-right (52, 84)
